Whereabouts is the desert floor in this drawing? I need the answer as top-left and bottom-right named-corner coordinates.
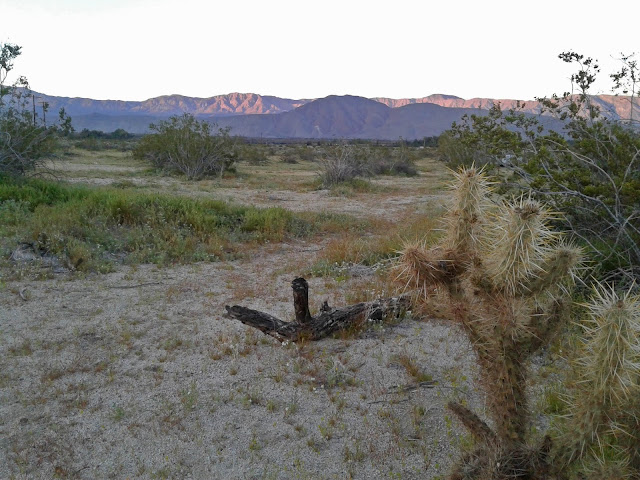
top-left (2, 150), bottom-right (498, 479)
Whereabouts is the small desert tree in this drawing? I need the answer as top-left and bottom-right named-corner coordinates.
top-left (133, 113), bottom-right (237, 180)
top-left (397, 166), bottom-right (582, 479)
top-left (0, 42), bottom-right (71, 177)
top-left (437, 104), bottom-right (530, 169)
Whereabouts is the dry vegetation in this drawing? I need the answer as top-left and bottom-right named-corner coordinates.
top-left (0, 142), bottom-right (484, 479)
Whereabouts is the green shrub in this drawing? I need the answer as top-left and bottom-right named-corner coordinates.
top-left (1, 42), bottom-right (72, 177)
top-left (437, 52), bottom-right (640, 285)
top-left (0, 198), bottom-right (30, 225)
top-left (132, 113), bottom-right (237, 179)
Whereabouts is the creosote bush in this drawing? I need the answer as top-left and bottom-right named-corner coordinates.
top-left (437, 52), bottom-right (640, 286)
top-left (132, 113), bottom-right (237, 179)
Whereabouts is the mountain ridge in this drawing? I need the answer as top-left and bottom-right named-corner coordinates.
top-left (33, 90), bottom-right (638, 139)
top-left (33, 91), bottom-right (311, 117)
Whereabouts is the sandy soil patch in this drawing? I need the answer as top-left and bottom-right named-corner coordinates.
top-left (1, 239), bottom-right (483, 479)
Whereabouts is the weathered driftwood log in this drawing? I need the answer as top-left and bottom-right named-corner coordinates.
top-left (224, 277), bottom-right (409, 342)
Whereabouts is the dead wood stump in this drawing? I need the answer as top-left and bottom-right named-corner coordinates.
top-left (224, 277), bottom-right (409, 342)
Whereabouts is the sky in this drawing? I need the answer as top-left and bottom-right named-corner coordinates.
top-left (2, 0), bottom-right (638, 102)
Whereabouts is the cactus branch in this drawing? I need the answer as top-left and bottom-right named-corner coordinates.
top-left (448, 401), bottom-right (497, 447)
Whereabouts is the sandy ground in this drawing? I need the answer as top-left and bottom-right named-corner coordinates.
top-left (1, 243), bottom-right (483, 479)
top-left (1, 158), bottom-right (486, 479)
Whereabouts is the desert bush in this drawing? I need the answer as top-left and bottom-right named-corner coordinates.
top-left (279, 145), bottom-right (320, 164)
top-left (368, 143), bottom-right (418, 176)
top-left (73, 128), bottom-right (136, 152)
top-left (77, 128), bottom-right (134, 140)
top-left (296, 145), bottom-right (320, 162)
top-left (0, 109), bottom-right (58, 175)
top-left (319, 143), bottom-right (372, 186)
top-left (237, 143), bottom-right (269, 165)
top-left (437, 129), bottom-right (495, 168)
top-left (438, 52), bottom-right (640, 286)
top-left (280, 149), bottom-right (299, 164)
top-left (132, 113), bottom-right (237, 179)
top-left (75, 137), bottom-right (102, 151)
top-left (1, 42), bottom-right (72, 177)
top-left (319, 143), bottom-right (417, 185)
top-left (387, 157), bottom-right (417, 176)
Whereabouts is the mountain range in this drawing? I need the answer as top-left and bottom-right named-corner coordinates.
top-left (33, 90), bottom-right (639, 140)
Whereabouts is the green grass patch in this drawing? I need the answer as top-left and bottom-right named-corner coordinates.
top-left (0, 176), bottom-right (364, 274)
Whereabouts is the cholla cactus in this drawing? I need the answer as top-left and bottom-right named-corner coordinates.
top-left (558, 283), bottom-right (640, 476)
top-left (396, 166), bottom-right (582, 478)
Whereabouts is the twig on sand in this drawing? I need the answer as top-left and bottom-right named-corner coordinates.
top-left (108, 282), bottom-right (162, 289)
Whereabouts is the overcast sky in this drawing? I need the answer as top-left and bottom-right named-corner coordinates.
top-left (2, 0), bottom-right (637, 102)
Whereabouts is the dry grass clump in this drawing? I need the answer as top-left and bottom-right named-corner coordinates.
top-left (309, 213), bottom-right (442, 282)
